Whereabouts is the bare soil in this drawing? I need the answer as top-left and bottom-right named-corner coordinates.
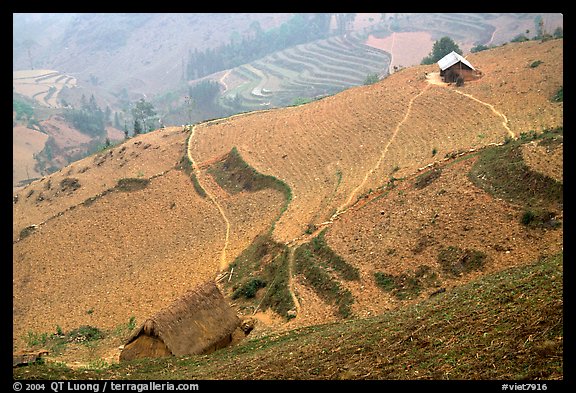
top-left (13, 125), bottom-right (48, 188)
top-left (365, 31), bottom-right (434, 70)
top-left (12, 40), bottom-right (563, 367)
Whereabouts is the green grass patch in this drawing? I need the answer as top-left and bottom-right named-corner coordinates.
top-left (437, 246), bottom-right (487, 276)
top-left (207, 147), bottom-right (290, 197)
top-left (115, 178), bottom-right (150, 192)
top-left (189, 172), bottom-right (207, 198)
top-left (414, 168), bottom-right (442, 190)
top-left (21, 325), bottom-right (105, 356)
top-left (225, 234), bottom-right (294, 319)
top-left (19, 225), bottom-right (37, 240)
top-left (232, 278), bottom-right (267, 300)
top-left (551, 86), bottom-right (563, 102)
top-left (520, 208), bottom-right (562, 229)
top-left (468, 128), bottom-right (563, 211)
top-left (207, 147), bottom-right (292, 232)
top-left (176, 152), bottom-right (207, 198)
top-left (374, 265), bottom-right (441, 300)
top-left (294, 231), bottom-right (357, 318)
top-left (308, 229), bottom-right (360, 281)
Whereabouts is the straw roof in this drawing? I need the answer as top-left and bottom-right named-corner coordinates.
top-left (124, 280), bottom-right (240, 356)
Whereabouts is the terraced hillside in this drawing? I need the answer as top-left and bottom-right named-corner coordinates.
top-left (191, 39), bottom-right (562, 246)
top-left (13, 69), bottom-right (77, 108)
top-left (220, 34), bottom-right (390, 111)
top-left (387, 13), bottom-right (562, 49)
top-left (13, 39), bottom-right (563, 371)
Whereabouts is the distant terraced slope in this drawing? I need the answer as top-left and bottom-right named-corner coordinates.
top-left (190, 39), bottom-right (563, 245)
top-left (220, 34), bottom-right (390, 111)
top-left (13, 70), bottom-right (77, 108)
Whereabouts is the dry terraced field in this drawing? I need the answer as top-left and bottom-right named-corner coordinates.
top-left (191, 39), bottom-right (562, 245)
top-left (12, 39), bottom-right (563, 365)
top-left (13, 70), bottom-right (77, 108)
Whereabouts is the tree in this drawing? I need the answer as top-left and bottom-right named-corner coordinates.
top-left (553, 27), bottom-right (563, 39)
top-left (470, 44), bottom-right (490, 53)
top-left (364, 73), bottom-right (379, 85)
top-left (133, 119), bottom-right (142, 135)
top-left (105, 106), bottom-right (112, 126)
top-left (114, 112), bottom-right (121, 129)
top-left (131, 98), bottom-right (158, 133)
top-left (64, 94), bottom-right (106, 137)
top-left (124, 120), bottom-right (129, 139)
top-left (22, 39), bottom-right (37, 69)
top-left (421, 37), bottom-right (462, 65)
top-left (184, 95), bottom-right (195, 125)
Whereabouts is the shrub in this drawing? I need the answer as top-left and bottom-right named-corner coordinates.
top-left (437, 246), bottom-right (487, 276)
top-left (529, 60), bottom-right (543, 68)
top-left (470, 44), bottom-right (490, 53)
top-left (364, 73), bottom-right (379, 85)
top-left (552, 86), bottom-right (563, 102)
top-left (521, 210), bottom-right (536, 226)
top-left (232, 278), bottom-right (267, 299)
top-left (520, 209), bottom-right (561, 229)
top-left (66, 325), bottom-right (104, 343)
top-left (414, 168), bottom-right (442, 189)
top-left (115, 178), bottom-right (149, 192)
top-left (374, 272), bottom-right (396, 291)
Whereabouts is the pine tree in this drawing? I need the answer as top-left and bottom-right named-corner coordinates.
top-left (133, 119), bottom-right (142, 135)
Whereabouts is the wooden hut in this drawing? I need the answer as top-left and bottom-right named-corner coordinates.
top-left (120, 281), bottom-right (240, 361)
top-left (437, 51), bottom-right (478, 83)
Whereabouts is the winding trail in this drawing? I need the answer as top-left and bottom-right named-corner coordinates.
top-left (186, 124), bottom-right (231, 271)
top-left (186, 72), bottom-right (513, 317)
top-left (287, 247), bottom-right (301, 313)
top-left (452, 89), bottom-right (515, 139)
top-left (219, 70), bottom-right (231, 93)
top-left (332, 83), bottom-right (432, 220)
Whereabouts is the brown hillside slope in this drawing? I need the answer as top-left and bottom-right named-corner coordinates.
top-left (13, 127), bottom-right (286, 351)
top-left (12, 40), bottom-right (562, 360)
top-left (189, 39), bottom-right (562, 246)
top-left (13, 125), bottom-right (48, 188)
top-left (13, 127), bottom-right (189, 241)
top-left (323, 150), bottom-right (563, 321)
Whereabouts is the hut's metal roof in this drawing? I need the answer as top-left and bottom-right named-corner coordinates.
top-left (437, 51), bottom-right (475, 71)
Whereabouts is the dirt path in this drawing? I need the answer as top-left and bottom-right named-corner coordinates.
top-left (187, 125), bottom-right (231, 271)
top-left (332, 83), bottom-right (432, 220)
top-left (287, 247), bottom-right (301, 313)
top-left (487, 26), bottom-right (498, 46)
top-left (219, 70), bottom-right (231, 93)
top-left (424, 72), bottom-right (513, 138)
top-left (452, 90), bottom-right (515, 138)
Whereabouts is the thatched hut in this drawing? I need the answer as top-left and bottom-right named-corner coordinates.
top-left (120, 281), bottom-right (240, 361)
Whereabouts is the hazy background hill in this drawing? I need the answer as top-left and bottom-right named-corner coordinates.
top-left (13, 13), bottom-right (292, 98)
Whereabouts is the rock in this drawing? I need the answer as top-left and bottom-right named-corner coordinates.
top-left (13, 349), bottom-right (49, 367)
top-left (240, 318), bottom-right (256, 334)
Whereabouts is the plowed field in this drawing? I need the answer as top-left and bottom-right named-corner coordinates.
top-left (190, 39), bottom-right (563, 244)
